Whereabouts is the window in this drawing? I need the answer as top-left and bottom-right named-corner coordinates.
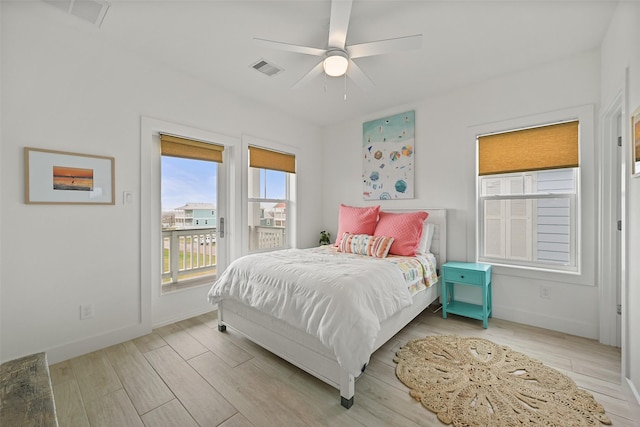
top-left (248, 146), bottom-right (295, 252)
top-left (477, 121), bottom-right (579, 272)
top-left (160, 134), bottom-right (223, 291)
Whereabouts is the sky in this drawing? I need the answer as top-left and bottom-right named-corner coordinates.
top-left (162, 156), bottom-right (286, 211)
top-left (161, 156), bottom-right (217, 211)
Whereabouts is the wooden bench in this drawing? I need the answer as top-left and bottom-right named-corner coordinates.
top-left (0, 352), bottom-right (58, 426)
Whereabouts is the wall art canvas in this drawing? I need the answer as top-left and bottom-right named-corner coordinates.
top-left (363, 110), bottom-right (415, 200)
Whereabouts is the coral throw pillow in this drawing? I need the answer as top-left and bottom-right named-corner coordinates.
top-left (374, 211), bottom-right (429, 256)
top-left (338, 233), bottom-right (394, 258)
top-left (334, 204), bottom-right (380, 247)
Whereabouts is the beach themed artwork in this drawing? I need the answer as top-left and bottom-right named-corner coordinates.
top-left (25, 147), bottom-right (115, 204)
top-left (363, 110), bottom-right (415, 200)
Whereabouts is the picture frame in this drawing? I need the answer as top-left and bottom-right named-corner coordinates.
top-left (632, 106), bottom-right (640, 177)
top-left (24, 147), bottom-right (115, 205)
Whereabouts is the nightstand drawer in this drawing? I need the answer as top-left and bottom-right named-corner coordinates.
top-left (443, 268), bottom-right (483, 285)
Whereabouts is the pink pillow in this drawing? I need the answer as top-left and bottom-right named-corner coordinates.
top-left (334, 204), bottom-right (380, 247)
top-left (374, 211), bottom-right (429, 256)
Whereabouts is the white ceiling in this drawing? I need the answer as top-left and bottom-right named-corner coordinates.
top-left (52, 0), bottom-right (618, 126)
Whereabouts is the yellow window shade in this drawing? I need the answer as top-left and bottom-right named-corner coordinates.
top-left (249, 146), bottom-right (296, 174)
top-left (160, 134), bottom-right (224, 163)
top-left (478, 121), bottom-right (578, 176)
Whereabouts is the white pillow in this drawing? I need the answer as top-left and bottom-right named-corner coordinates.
top-left (417, 222), bottom-right (435, 254)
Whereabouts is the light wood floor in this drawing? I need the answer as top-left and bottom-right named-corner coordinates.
top-left (50, 306), bottom-right (640, 426)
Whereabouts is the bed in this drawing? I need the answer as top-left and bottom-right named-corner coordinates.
top-left (208, 208), bottom-right (446, 408)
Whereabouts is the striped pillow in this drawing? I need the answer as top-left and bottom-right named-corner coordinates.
top-left (338, 233), bottom-right (394, 258)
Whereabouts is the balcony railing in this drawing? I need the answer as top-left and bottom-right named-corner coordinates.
top-left (250, 225), bottom-right (285, 251)
top-left (162, 228), bottom-right (217, 289)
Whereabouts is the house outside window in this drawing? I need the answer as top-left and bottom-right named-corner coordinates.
top-left (477, 121), bottom-right (579, 272)
top-left (170, 203), bottom-right (216, 229)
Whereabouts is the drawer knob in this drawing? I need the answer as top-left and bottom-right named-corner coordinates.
top-left (461, 275), bottom-right (464, 279)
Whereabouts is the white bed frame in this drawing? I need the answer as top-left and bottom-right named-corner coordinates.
top-left (217, 209), bottom-right (447, 408)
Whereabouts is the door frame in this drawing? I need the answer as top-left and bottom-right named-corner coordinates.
top-left (141, 117), bottom-right (240, 327)
top-left (599, 89), bottom-right (626, 352)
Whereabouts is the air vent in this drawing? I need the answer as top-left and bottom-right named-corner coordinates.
top-left (251, 59), bottom-right (283, 77)
top-left (43, 0), bottom-right (110, 27)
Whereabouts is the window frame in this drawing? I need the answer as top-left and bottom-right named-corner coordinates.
top-left (142, 116), bottom-right (238, 328)
top-left (247, 166), bottom-right (292, 252)
top-left (471, 105), bottom-right (595, 285)
top-left (241, 135), bottom-right (298, 256)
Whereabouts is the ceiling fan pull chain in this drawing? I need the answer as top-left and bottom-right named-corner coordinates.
top-left (324, 72), bottom-right (327, 93)
top-left (344, 74), bottom-right (347, 101)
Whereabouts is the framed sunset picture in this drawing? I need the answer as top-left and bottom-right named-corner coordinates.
top-left (633, 107), bottom-right (640, 177)
top-left (25, 147), bottom-right (114, 204)
top-left (53, 166), bottom-right (94, 191)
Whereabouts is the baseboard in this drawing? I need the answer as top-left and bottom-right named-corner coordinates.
top-left (44, 322), bottom-right (151, 365)
top-left (152, 306), bottom-right (216, 329)
top-left (495, 305), bottom-right (597, 339)
top-left (626, 377), bottom-right (640, 406)
top-left (43, 307), bottom-right (218, 365)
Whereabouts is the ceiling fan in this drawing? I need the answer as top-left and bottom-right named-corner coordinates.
top-left (254, 0), bottom-right (423, 91)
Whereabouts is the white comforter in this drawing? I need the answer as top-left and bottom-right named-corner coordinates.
top-left (207, 248), bottom-right (414, 376)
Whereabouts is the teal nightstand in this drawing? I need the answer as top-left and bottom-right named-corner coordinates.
top-left (441, 262), bottom-right (492, 328)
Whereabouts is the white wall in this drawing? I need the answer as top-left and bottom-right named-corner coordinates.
top-left (322, 49), bottom-right (601, 339)
top-left (0, 2), bottom-right (323, 363)
top-left (600, 0), bottom-right (640, 402)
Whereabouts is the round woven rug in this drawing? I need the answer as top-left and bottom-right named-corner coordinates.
top-left (394, 335), bottom-right (611, 426)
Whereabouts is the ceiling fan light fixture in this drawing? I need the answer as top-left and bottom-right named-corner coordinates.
top-left (323, 50), bottom-right (349, 77)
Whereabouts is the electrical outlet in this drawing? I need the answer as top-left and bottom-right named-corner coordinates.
top-left (80, 304), bottom-right (94, 320)
top-left (540, 286), bottom-right (551, 300)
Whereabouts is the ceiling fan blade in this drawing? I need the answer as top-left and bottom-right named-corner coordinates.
top-left (328, 0), bottom-right (353, 49)
top-left (292, 61), bottom-right (325, 89)
top-left (347, 34), bottom-right (423, 59)
top-left (346, 60), bottom-right (374, 91)
top-left (254, 38), bottom-right (326, 57)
